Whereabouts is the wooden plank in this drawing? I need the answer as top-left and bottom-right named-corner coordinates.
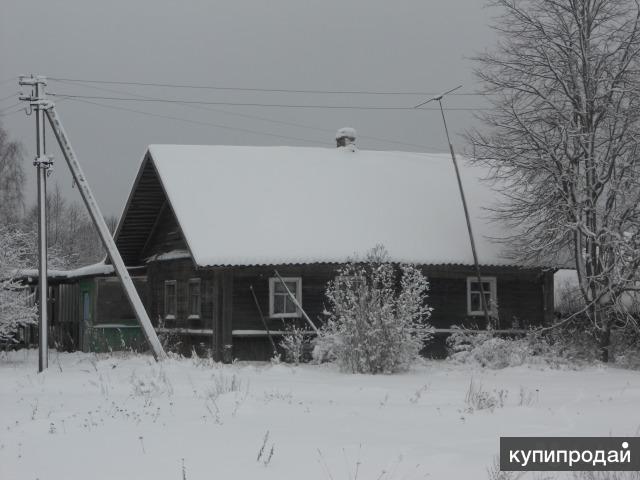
top-left (212, 270), bottom-right (222, 361)
top-left (157, 327), bottom-right (213, 336)
top-left (542, 270), bottom-right (555, 326)
top-left (431, 328), bottom-right (530, 334)
top-left (232, 329), bottom-right (316, 337)
top-left (221, 269), bottom-right (234, 363)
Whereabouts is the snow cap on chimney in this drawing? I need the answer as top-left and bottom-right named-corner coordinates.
top-left (336, 127), bottom-right (357, 149)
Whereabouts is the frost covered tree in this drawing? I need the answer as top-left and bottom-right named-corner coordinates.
top-left (22, 183), bottom-right (117, 268)
top-left (0, 226), bottom-right (36, 342)
top-left (469, 0), bottom-right (640, 361)
top-left (316, 245), bottom-right (433, 374)
top-left (0, 122), bottom-right (26, 224)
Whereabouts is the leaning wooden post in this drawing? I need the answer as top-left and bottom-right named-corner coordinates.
top-left (249, 285), bottom-right (278, 355)
top-left (44, 106), bottom-right (167, 361)
top-left (274, 270), bottom-right (319, 334)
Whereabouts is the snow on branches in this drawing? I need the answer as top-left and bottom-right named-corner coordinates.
top-left (469, 0), bottom-right (640, 359)
top-left (315, 245), bottom-right (433, 374)
top-left (0, 226), bottom-right (36, 341)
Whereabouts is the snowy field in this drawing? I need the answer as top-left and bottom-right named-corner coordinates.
top-left (2, 351), bottom-right (640, 479)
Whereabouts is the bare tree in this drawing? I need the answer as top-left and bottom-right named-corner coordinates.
top-left (469, 0), bottom-right (640, 361)
top-left (22, 183), bottom-right (116, 268)
top-left (0, 122), bottom-right (26, 224)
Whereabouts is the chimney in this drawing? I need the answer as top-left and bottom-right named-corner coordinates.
top-left (336, 127), bottom-right (357, 149)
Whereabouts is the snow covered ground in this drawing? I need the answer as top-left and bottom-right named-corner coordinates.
top-left (2, 351), bottom-right (640, 479)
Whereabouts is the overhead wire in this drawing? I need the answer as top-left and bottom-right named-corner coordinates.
top-left (0, 77), bottom-right (17, 87)
top-left (50, 93), bottom-right (489, 111)
top-left (4, 77), bottom-right (480, 149)
top-left (48, 76), bottom-right (490, 97)
top-left (62, 96), bottom-right (330, 145)
top-left (0, 102), bottom-right (22, 116)
top-left (49, 78), bottom-right (442, 151)
top-left (0, 93), bottom-right (17, 103)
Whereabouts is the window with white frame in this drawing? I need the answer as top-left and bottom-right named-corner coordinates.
top-left (269, 277), bottom-right (302, 318)
top-left (188, 278), bottom-right (201, 318)
top-left (466, 277), bottom-right (497, 316)
top-left (164, 280), bottom-right (177, 318)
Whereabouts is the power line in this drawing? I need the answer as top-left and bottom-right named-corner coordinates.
top-left (52, 96), bottom-right (450, 152)
top-left (0, 102), bottom-right (22, 115)
top-left (0, 97), bottom-right (70, 117)
top-left (51, 78), bottom-right (441, 151)
top-left (62, 96), bottom-right (329, 145)
top-left (0, 108), bottom-right (23, 117)
top-left (0, 93), bottom-right (17, 103)
top-left (49, 77), bottom-right (490, 96)
top-left (50, 93), bottom-right (489, 111)
top-left (0, 77), bottom-right (17, 86)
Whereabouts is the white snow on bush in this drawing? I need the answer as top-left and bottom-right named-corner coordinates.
top-left (147, 145), bottom-right (521, 267)
top-left (554, 269), bottom-right (640, 312)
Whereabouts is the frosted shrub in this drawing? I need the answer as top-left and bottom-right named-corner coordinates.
top-left (486, 457), bottom-right (523, 480)
top-left (279, 325), bottom-right (307, 364)
top-left (447, 328), bottom-right (532, 368)
top-left (572, 473), bottom-right (640, 480)
top-left (445, 326), bottom-right (640, 369)
top-left (316, 245), bottom-right (433, 374)
top-left (0, 226), bottom-right (36, 342)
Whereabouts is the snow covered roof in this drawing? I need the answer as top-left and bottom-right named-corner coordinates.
top-left (135, 144), bottom-right (526, 267)
top-left (13, 262), bottom-right (127, 282)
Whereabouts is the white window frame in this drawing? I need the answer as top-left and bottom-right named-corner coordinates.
top-left (187, 278), bottom-right (201, 319)
top-left (466, 276), bottom-right (497, 316)
top-left (268, 277), bottom-right (302, 318)
top-left (164, 280), bottom-right (177, 319)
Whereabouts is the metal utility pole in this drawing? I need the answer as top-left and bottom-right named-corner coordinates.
top-left (19, 75), bottom-right (167, 362)
top-left (19, 75), bottom-right (51, 371)
top-left (414, 86), bottom-right (492, 327)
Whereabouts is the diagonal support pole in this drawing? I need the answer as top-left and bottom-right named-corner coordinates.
top-left (414, 86), bottom-right (492, 327)
top-left (44, 106), bottom-right (167, 360)
top-left (436, 99), bottom-right (492, 327)
top-left (274, 270), bottom-right (319, 334)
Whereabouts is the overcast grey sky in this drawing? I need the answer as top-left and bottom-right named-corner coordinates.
top-left (1, 0), bottom-right (496, 218)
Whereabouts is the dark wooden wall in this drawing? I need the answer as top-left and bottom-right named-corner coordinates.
top-left (146, 258), bottom-right (214, 329)
top-left (114, 158), bottom-right (167, 266)
top-left (232, 264), bottom-right (336, 332)
top-left (52, 283), bottom-right (81, 351)
top-left (143, 259), bottom-right (553, 361)
top-left (141, 204), bottom-right (188, 259)
top-left (422, 265), bottom-right (552, 330)
top-left (94, 277), bottom-right (148, 325)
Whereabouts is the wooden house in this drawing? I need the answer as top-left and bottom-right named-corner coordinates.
top-left (23, 138), bottom-right (556, 360)
top-left (15, 263), bottom-right (149, 352)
